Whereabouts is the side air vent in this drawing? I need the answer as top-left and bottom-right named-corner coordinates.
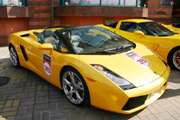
top-left (20, 45), bottom-right (28, 61)
top-left (20, 34), bottom-right (30, 37)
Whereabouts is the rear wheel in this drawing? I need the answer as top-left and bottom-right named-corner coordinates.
top-left (61, 67), bottom-right (89, 106)
top-left (9, 46), bottom-right (20, 68)
top-left (168, 48), bottom-right (180, 70)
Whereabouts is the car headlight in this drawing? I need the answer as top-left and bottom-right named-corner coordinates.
top-left (91, 64), bottom-right (136, 90)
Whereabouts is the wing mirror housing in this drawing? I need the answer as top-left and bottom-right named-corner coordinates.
top-left (60, 48), bottom-right (68, 53)
top-left (39, 43), bottom-right (53, 53)
top-left (134, 31), bottom-right (145, 37)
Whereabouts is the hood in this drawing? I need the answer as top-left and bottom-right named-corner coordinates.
top-left (78, 46), bottom-right (167, 87)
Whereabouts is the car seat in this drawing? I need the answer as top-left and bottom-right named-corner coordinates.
top-left (71, 35), bottom-right (81, 47)
top-left (127, 24), bottom-right (138, 33)
top-left (43, 30), bottom-right (58, 50)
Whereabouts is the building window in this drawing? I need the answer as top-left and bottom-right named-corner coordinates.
top-left (120, 0), bottom-right (142, 7)
top-left (64, 0), bottom-right (80, 5)
top-left (121, 0), bottom-right (136, 6)
top-left (82, 0), bottom-right (100, 5)
top-left (102, 0), bottom-right (119, 6)
top-left (0, 0), bottom-right (26, 6)
top-left (61, 0), bottom-right (143, 7)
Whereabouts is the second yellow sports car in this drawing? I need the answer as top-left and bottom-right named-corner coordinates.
top-left (98, 19), bottom-right (180, 70)
top-left (8, 26), bottom-right (169, 114)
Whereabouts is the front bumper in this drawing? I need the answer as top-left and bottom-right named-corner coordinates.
top-left (90, 66), bottom-right (170, 114)
top-left (120, 66), bottom-right (170, 114)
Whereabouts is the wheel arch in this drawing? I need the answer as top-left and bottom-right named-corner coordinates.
top-left (8, 43), bottom-right (14, 50)
top-left (59, 65), bottom-right (90, 106)
top-left (167, 46), bottom-right (180, 63)
top-left (60, 65), bottom-right (75, 83)
top-left (59, 65), bottom-right (88, 88)
top-left (8, 43), bottom-right (20, 68)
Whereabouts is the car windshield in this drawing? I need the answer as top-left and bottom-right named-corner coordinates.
top-left (61, 26), bottom-right (135, 54)
top-left (140, 22), bottom-right (175, 36)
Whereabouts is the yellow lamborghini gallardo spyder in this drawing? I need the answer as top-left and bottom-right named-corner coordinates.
top-left (98, 19), bottom-right (180, 70)
top-left (8, 26), bottom-right (170, 114)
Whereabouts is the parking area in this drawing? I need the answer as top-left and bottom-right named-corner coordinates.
top-left (0, 46), bottom-right (180, 120)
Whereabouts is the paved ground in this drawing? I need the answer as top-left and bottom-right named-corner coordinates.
top-left (0, 46), bottom-right (180, 120)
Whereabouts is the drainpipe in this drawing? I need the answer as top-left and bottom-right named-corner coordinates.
top-left (51, 0), bottom-right (54, 26)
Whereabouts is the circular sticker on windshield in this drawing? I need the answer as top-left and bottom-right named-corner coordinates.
top-left (124, 52), bottom-right (149, 68)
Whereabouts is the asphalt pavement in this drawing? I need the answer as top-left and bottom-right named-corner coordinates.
top-left (0, 46), bottom-right (180, 120)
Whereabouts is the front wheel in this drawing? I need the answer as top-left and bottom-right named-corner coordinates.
top-left (61, 68), bottom-right (90, 106)
top-left (168, 48), bottom-right (180, 70)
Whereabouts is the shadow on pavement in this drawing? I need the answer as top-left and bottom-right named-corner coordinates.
top-left (168, 69), bottom-right (180, 84)
top-left (160, 88), bottom-right (180, 99)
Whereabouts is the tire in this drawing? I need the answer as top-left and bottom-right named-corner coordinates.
top-left (9, 46), bottom-right (20, 68)
top-left (61, 67), bottom-right (90, 106)
top-left (168, 48), bottom-right (180, 70)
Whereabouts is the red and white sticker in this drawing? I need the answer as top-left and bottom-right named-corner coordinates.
top-left (43, 53), bottom-right (52, 76)
top-left (124, 52), bottom-right (150, 68)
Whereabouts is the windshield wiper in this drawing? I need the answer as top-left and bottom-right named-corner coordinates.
top-left (81, 50), bottom-right (116, 55)
top-left (81, 44), bottom-right (134, 55)
top-left (104, 44), bottom-right (134, 53)
top-left (122, 44), bottom-right (135, 50)
top-left (159, 34), bottom-right (170, 36)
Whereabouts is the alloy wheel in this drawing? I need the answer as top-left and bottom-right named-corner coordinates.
top-left (62, 71), bottom-right (85, 105)
top-left (9, 47), bottom-right (18, 67)
top-left (173, 50), bottom-right (180, 70)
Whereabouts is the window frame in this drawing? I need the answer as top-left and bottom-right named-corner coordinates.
top-left (60, 0), bottom-right (143, 7)
top-left (0, 0), bottom-right (26, 6)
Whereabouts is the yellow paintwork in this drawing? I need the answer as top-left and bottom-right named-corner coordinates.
top-left (8, 27), bottom-right (170, 114)
top-left (163, 24), bottom-right (180, 33)
top-left (97, 19), bottom-right (180, 62)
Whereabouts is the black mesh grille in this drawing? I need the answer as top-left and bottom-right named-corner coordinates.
top-left (122, 95), bottom-right (148, 110)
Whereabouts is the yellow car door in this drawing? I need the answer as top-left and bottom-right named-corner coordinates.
top-left (115, 22), bottom-right (158, 51)
top-left (23, 39), bottom-right (43, 73)
top-left (153, 35), bottom-right (176, 62)
top-left (26, 42), bottom-right (63, 87)
top-left (39, 47), bottom-right (64, 87)
top-left (24, 30), bottom-right (63, 86)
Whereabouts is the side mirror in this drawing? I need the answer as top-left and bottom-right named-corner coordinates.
top-left (60, 48), bottom-right (68, 53)
top-left (39, 43), bottom-right (53, 53)
top-left (134, 31), bottom-right (145, 37)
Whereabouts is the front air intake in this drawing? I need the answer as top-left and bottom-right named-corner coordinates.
top-left (122, 95), bottom-right (148, 110)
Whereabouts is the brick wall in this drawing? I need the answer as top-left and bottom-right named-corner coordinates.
top-left (0, 0), bottom-right (177, 46)
top-left (55, 6), bottom-right (147, 27)
top-left (59, 16), bottom-right (141, 27)
top-left (27, 0), bottom-right (60, 29)
top-left (0, 6), bottom-right (33, 46)
top-left (0, 18), bottom-right (29, 46)
top-left (147, 0), bottom-right (173, 24)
